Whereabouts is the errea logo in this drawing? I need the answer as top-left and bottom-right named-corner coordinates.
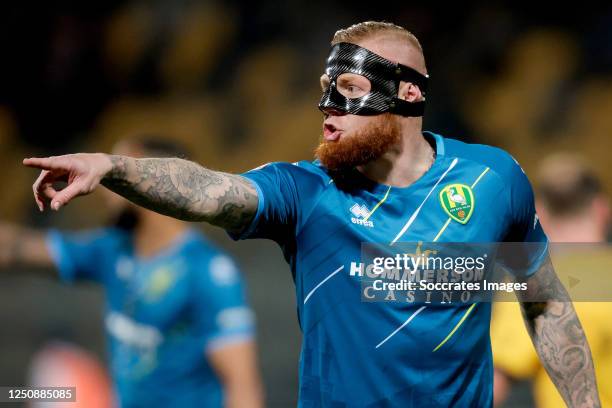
top-left (350, 203), bottom-right (374, 228)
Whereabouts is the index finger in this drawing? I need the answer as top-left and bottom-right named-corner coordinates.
top-left (23, 156), bottom-right (67, 171)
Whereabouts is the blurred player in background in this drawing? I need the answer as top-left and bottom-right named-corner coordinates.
top-left (22, 22), bottom-right (600, 407)
top-left (2, 138), bottom-right (263, 408)
top-left (492, 153), bottom-right (611, 407)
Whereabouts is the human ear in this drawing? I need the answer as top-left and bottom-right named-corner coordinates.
top-left (398, 82), bottom-right (424, 103)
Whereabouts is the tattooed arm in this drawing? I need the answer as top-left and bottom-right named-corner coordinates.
top-left (518, 255), bottom-right (600, 408)
top-left (23, 153), bottom-right (258, 235)
top-left (102, 156), bottom-right (257, 233)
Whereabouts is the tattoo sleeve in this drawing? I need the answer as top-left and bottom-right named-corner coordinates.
top-left (101, 155), bottom-right (258, 234)
top-left (518, 255), bottom-right (601, 408)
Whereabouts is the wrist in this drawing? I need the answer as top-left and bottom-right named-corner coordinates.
top-left (101, 154), bottom-right (126, 181)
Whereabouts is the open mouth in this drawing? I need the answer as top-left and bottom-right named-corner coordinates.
top-left (323, 123), bottom-right (342, 141)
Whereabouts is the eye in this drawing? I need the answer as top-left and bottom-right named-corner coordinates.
top-left (336, 73), bottom-right (371, 98)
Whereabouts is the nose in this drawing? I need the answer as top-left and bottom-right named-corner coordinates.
top-left (320, 106), bottom-right (346, 117)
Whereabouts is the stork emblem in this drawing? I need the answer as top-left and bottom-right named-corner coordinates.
top-left (439, 183), bottom-right (475, 224)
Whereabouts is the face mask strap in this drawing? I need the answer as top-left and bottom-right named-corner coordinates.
top-left (388, 98), bottom-right (426, 116)
top-left (387, 63), bottom-right (428, 116)
top-left (394, 63), bottom-right (429, 96)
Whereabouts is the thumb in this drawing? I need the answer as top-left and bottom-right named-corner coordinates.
top-left (50, 179), bottom-right (88, 210)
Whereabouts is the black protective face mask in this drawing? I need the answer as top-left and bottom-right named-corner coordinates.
top-left (318, 42), bottom-right (429, 117)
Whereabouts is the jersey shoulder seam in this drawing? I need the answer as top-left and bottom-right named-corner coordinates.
top-left (447, 154), bottom-right (513, 220)
top-left (293, 162), bottom-right (335, 236)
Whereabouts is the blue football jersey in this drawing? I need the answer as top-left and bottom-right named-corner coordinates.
top-left (46, 228), bottom-right (255, 408)
top-left (232, 132), bottom-right (547, 407)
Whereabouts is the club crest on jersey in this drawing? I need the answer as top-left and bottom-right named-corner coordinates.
top-left (439, 184), bottom-right (474, 224)
top-left (350, 203), bottom-right (374, 227)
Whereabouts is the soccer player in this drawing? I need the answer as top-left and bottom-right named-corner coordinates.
top-left (492, 153), bottom-right (611, 407)
top-left (5, 138), bottom-right (263, 408)
top-left (22, 22), bottom-right (600, 407)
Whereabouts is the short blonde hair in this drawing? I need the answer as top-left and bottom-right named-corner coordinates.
top-left (331, 21), bottom-right (423, 54)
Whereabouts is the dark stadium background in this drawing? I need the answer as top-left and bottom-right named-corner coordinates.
top-left (0, 1), bottom-right (611, 407)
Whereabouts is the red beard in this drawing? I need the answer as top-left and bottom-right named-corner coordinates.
top-left (315, 113), bottom-right (401, 171)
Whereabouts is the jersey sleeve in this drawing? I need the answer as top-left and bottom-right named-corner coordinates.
top-left (45, 228), bottom-right (118, 283)
top-left (499, 157), bottom-right (549, 277)
top-left (229, 161), bottom-right (326, 244)
top-left (192, 253), bottom-right (255, 353)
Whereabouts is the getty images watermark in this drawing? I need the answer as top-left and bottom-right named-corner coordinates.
top-left (357, 242), bottom-right (612, 303)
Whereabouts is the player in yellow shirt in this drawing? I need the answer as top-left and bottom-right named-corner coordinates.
top-left (491, 153), bottom-right (611, 407)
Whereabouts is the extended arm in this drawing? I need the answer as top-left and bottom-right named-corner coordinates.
top-left (518, 255), bottom-right (600, 408)
top-left (23, 154), bottom-right (258, 235)
top-left (0, 222), bottom-right (55, 274)
top-left (103, 156), bottom-right (258, 233)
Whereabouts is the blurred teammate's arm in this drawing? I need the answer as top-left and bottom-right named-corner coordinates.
top-left (0, 222), bottom-right (54, 271)
top-left (208, 340), bottom-right (264, 408)
top-left (518, 255), bottom-right (600, 408)
top-left (23, 154), bottom-right (258, 235)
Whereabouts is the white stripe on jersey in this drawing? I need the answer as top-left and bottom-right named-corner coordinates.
top-left (391, 158), bottom-right (459, 244)
top-left (304, 265), bottom-right (344, 304)
top-left (375, 306), bottom-right (427, 349)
